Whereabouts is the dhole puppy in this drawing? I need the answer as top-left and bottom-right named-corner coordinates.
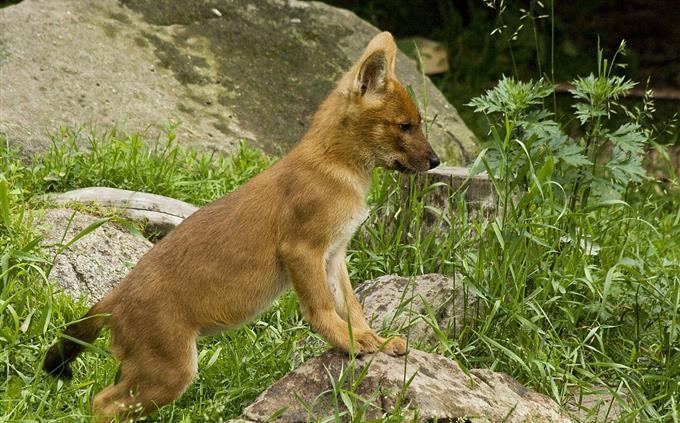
top-left (44, 31), bottom-right (440, 420)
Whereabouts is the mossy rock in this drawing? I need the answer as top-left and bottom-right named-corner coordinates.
top-left (0, 0), bottom-right (477, 163)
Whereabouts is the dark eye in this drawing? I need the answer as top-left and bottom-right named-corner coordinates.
top-left (398, 123), bottom-right (412, 132)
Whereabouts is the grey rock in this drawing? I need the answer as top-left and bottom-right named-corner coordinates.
top-left (419, 166), bottom-right (494, 211)
top-left (45, 187), bottom-right (198, 236)
top-left (567, 385), bottom-right (627, 422)
top-left (397, 37), bottom-right (449, 75)
top-left (241, 349), bottom-right (571, 422)
top-left (38, 209), bottom-right (151, 305)
top-left (356, 274), bottom-right (480, 343)
top-left (415, 166), bottom-right (496, 232)
top-left (0, 0), bottom-right (477, 163)
top-left (382, 167), bottom-right (494, 244)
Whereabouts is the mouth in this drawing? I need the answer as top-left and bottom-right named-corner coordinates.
top-left (393, 160), bottom-right (416, 174)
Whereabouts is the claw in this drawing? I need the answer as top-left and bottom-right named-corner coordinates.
top-left (381, 336), bottom-right (408, 356)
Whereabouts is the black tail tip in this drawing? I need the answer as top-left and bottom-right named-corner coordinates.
top-left (43, 344), bottom-right (75, 381)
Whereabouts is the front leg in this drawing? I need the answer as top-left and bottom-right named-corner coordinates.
top-left (281, 242), bottom-right (383, 355)
top-left (327, 249), bottom-right (408, 357)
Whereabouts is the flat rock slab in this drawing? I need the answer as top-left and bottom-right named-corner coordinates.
top-left (240, 349), bottom-right (571, 422)
top-left (38, 208), bottom-right (152, 305)
top-left (356, 274), bottom-right (480, 343)
top-left (46, 186), bottom-right (198, 236)
top-left (0, 0), bottom-right (477, 164)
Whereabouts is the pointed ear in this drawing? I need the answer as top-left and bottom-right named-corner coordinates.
top-left (354, 51), bottom-right (390, 95)
top-left (350, 32), bottom-right (397, 96)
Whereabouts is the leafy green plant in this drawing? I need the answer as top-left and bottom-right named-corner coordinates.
top-left (468, 41), bottom-right (651, 212)
top-left (454, 42), bottom-right (677, 421)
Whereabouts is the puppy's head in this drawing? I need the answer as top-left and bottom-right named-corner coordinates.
top-left (337, 32), bottom-right (440, 173)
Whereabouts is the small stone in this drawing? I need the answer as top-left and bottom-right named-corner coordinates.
top-left (568, 385), bottom-right (627, 422)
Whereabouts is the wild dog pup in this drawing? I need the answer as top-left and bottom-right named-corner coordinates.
top-left (44, 32), bottom-right (440, 420)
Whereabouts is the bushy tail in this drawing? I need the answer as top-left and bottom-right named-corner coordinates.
top-left (43, 302), bottom-right (109, 380)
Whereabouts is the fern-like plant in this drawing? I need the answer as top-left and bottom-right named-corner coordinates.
top-left (468, 41), bottom-right (650, 212)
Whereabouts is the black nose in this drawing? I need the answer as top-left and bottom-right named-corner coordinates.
top-left (428, 153), bottom-right (440, 169)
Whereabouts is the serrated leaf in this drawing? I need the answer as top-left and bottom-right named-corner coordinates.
top-left (555, 143), bottom-right (591, 167)
top-left (609, 123), bottom-right (646, 154)
top-left (591, 177), bottom-right (624, 201)
top-left (467, 76), bottom-right (554, 116)
top-left (573, 102), bottom-right (606, 125)
top-left (608, 150), bottom-right (645, 183)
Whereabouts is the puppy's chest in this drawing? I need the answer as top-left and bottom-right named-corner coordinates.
top-left (327, 206), bottom-right (369, 255)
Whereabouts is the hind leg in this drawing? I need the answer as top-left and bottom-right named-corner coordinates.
top-left (93, 335), bottom-right (197, 421)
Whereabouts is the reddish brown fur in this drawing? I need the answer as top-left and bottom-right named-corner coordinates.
top-left (43, 32), bottom-right (439, 421)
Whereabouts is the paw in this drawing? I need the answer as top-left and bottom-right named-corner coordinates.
top-left (351, 330), bottom-right (382, 355)
top-left (381, 336), bottom-right (408, 356)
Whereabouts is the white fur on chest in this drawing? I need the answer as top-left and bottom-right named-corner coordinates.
top-left (325, 207), bottom-right (368, 307)
top-left (326, 207), bottom-right (369, 259)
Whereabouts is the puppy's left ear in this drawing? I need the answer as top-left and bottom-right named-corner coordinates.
top-left (342, 32), bottom-right (397, 97)
top-left (354, 51), bottom-right (390, 95)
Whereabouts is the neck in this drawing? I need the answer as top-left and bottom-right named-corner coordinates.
top-left (291, 93), bottom-right (373, 196)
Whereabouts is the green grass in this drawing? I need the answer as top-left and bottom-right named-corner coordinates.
top-left (353, 170), bottom-right (679, 420)
top-left (5, 126), bottom-right (273, 207)
top-left (1, 125), bottom-right (679, 421)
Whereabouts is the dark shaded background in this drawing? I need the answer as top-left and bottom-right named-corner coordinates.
top-left (328, 0), bottom-right (679, 89)
top-left (327, 0), bottom-right (679, 143)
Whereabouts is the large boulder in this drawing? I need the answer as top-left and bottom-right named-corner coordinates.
top-left (356, 274), bottom-right (480, 343)
top-left (37, 208), bottom-right (152, 304)
top-left (0, 0), bottom-right (477, 163)
top-left (237, 349), bottom-right (570, 422)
